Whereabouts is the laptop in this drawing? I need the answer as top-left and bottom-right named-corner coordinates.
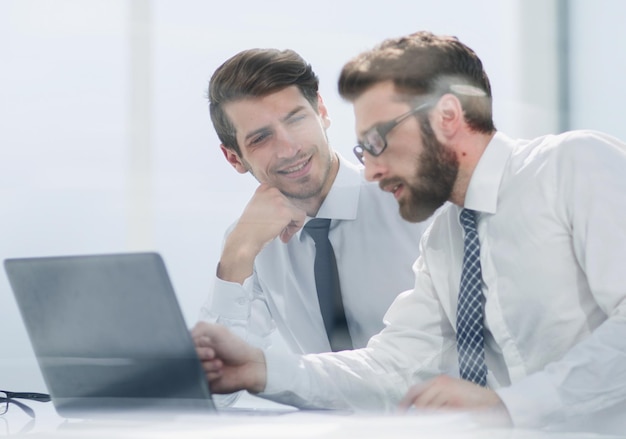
top-left (4, 252), bottom-right (286, 418)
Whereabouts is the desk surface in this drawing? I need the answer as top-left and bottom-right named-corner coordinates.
top-left (1, 358), bottom-right (621, 438)
top-left (2, 412), bottom-right (619, 439)
top-left (2, 394), bottom-right (622, 439)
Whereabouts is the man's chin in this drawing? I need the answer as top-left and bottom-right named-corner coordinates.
top-left (399, 200), bottom-right (441, 223)
top-left (278, 179), bottom-right (322, 200)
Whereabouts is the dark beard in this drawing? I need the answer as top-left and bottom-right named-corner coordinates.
top-left (399, 117), bottom-right (458, 222)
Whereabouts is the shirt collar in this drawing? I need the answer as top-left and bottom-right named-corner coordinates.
top-left (296, 153), bottom-right (362, 239)
top-left (463, 131), bottom-right (514, 215)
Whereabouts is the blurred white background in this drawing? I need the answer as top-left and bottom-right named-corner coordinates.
top-left (1, 0), bottom-right (625, 390)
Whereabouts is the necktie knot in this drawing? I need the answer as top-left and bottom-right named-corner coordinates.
top-left (304, 218), bottom-right (331, 241)
top-left (459, 208), bottom-right (478, 233)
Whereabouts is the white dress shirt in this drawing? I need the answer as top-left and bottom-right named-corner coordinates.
top-left (200, 153), bottom-right (430, 353)
top-left (261, 131), bottom-right (626, 433)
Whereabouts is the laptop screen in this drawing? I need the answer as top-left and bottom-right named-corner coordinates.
top-left (4, 252), bottom-right (215, 417)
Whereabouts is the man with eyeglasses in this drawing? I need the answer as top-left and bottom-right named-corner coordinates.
top-left (192, 32), bottom-right (626, 432)
top-left (197, 49), bottom-right (432, 404)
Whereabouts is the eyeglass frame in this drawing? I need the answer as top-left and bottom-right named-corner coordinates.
top-left (0, 390), bottom-right (51, 418)
top-left (353, 101), bottom-right (432, 165)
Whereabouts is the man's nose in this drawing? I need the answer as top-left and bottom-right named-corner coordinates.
top-left (363, 153), bottom-right (386, 182)
top-left (274, 126), bottom-right (299, 158)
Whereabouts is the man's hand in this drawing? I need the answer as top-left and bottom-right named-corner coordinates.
top-left (218, 184), bottom-right (306, 284)
top-left (398, 376), bottom-right (512, 427)
top-left (398, 375), bottom-right (509, 415)
top-left (191, 322), bottom-right (267, 394)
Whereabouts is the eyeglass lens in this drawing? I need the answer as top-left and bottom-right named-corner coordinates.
top-left (0, 390), bottom-right (50, 417)
top-left (0, 392), bottom-right (8, 415)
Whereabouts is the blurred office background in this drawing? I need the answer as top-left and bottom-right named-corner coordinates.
top-left (1, 0), bottom-right (625, 389)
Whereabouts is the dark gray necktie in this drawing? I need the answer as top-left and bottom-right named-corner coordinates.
top-left (456, 208), bottom-right (487, 386)
top-left (304, 218), bottom-right (353, 351)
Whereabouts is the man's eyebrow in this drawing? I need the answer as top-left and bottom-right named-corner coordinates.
top-left (244, 105), bottom-right (305, 142)
top-left (243, 106), bottom-right (308, 144)
top-left (244, 126), bottom-right (271, 144)
top-left (281, 105), bottom-right (307, 122)
top-left (357, 121), bottom-right (378, 139)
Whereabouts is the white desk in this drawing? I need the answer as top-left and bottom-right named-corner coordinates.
top-left (2, 391), bottom-right (622, 439)
top-left (1, 357), bottom-right (621, 438)
top-left (2, 408), bottom-right (620, 439)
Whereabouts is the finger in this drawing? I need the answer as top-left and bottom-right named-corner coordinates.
top-left (424, 390), bottom-right (451, 409)
top-left (191, 321), bottom-right (210, 338)
top-left (279, 218), bottom-right (305, 243)
top-left (398, 383), bottom-right (427, 411)
top-left (411, 383), bottom-right (444, 409)
top-left (199, 358), bottom-right (223, 374)
top-left (195, 346), bottom-right (216, 361)
top-left (206, 370), bottom-right (223, 382)
top-left (193, 335), bottom-right (214, 348)
top-left (400, 380), bottom-right (448, 411)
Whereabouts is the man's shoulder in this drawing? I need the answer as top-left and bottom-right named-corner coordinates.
top-left (517, 129), bottom-right (624, 158)
top-left (553, 130), bottom-right (626, 160)
top-left (509, 130), bottom-right (626, 178)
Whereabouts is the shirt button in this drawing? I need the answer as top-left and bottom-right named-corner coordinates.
top-left (236, 297), bottom-right (247, 306)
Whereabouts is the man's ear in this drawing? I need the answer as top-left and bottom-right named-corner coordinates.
top-left (220, 145), bottom-right (248, 174)
top-left (432, 93), bottom-right (463, 140)
top-left (316, 93), bottom-right (331, 129)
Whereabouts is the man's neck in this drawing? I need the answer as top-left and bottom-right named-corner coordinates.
top-left (449, 131), bottom-right (496, 206)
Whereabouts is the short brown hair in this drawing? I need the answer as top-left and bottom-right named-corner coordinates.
top-left (208, 49), bottom-right (320, 155)
top-left (338, 31), bottom-right (495, 133)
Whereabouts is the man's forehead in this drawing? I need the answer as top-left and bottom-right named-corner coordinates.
top-left (226, 86), bottom-right (308, 109)
top-left (353, 82), bottom-right (410, 132)
top-left (225, 87), bottom-right (310, 122)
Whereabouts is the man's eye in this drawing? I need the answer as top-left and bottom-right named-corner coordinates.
top-left (287, 114), bottom-right (306, 124)
top-left (250, 133), bottom-right (269, 145)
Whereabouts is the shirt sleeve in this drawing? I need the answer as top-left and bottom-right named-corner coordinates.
top-left (496, 318), bottom-right (626, 429)
top-left (198, 220), bottom-right (277, 349)
top-left (198, 269), bottom-right (276, 349)
top-left (496, 132), bottom-right (626, 429)
top-left (197, 268), bottom-right (277, 408)
top-left (260, 247), bottom-right (457, 411)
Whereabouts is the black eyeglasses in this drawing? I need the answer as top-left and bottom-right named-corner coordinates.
top-left (353, 101), bottom-right (431, 164)
top-left (0, 390), bottom-right (51, 418)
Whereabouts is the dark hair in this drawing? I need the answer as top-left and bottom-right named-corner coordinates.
top-left (208, 48), bottom-right (320, 155)
top-left (338, 31), bottom-right (495, 133)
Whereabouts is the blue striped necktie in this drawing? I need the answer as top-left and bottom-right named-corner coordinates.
top-left (456, 208), bottom-right (487, 386)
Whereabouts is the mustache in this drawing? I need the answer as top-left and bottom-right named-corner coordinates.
top-left (379, 177), bottom-right (405, 192)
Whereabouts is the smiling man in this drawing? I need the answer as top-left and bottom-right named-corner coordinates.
top-left (198, 49), bottom-right (431, 404)
top-left (193, 33), bottom-right (626, 433)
